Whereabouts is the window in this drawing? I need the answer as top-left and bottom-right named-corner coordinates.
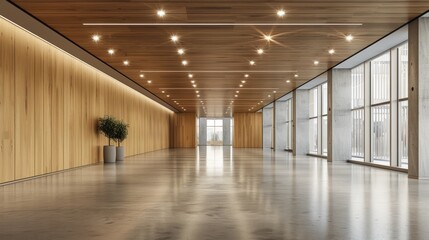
top-left (350, 42), bottom-right (409, 169)
top-left (370, 52), bottom-right (391, 165)
top-left (286, 99), bottom-right (293, 150)
top-left (309, 87), bottom-right (318, 154)
top-left (351, 65), bottom-right (365, 160)
top-left (398, 43), bottom-right (408, 168)
top-left (321, 83), bottom-right (328, 155)
top-left (207, 119), bottom-right (223, 145)
top-left (308, 83), bottom-right (327, 156)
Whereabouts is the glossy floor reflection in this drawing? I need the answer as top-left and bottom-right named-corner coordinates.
top-left (1, 146), bottom-right (429, 239)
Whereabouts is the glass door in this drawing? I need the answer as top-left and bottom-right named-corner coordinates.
top-left (207, 119), bottom-right (223, 146)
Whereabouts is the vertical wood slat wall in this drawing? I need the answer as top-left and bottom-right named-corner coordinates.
top-left (0, 18), bottom-right (173, 184)
top-left (233, 113), bottom-right (263, 148)
top-left (170, 113), bottom-right (196, 148)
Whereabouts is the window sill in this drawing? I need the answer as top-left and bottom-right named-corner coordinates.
top-left (347, 160), bottom-right (408, 173)
top-left (307, 153), bottom-right (327, 159)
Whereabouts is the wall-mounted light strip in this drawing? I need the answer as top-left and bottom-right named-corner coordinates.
top-left (161, 88), bottom-right (279, 90)
top-left (138, 70), bottom-right (297, 73)
top-left (83, 23), bottom-right (363, 26)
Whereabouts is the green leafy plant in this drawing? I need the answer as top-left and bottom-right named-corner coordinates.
top-left (97, 116), bottom-right (118, 146)
top-left (114, 120), bottom-right (129, 147)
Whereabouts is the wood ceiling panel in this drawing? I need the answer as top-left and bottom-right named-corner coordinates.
top-left (10, 0), bottom-right (429, 116)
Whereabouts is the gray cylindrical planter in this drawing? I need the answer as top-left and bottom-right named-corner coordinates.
top-left (103, 145), bottom-right (116, 163)
top-left (116, 146), bottom-right (125, 161)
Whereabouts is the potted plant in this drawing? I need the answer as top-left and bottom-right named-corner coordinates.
top-left (98, 116), bottom-right (118, 163)
top-left (114, 120), bottom-right (129, 161)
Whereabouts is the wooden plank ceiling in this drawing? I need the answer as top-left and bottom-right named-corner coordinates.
top-left (11, 0), bottom-right (429, 117)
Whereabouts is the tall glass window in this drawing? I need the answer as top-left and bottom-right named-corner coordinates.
top-left (285, 99), bottom-right (293, 150)
top-left (351, 65), bottom-right (365, 159)
top-left (398, 43), bottom-right (408, 168)
top-left (308, 83), bottom-right (327, 156)
top-left (207, 119), bottom-right (223, 145)
top-left (321, 83), bottom-right (328, 155)
top-left (309, 87), bottom-right (318, 154)
top-left (370, 52), bottom-right (391, 165)
top-left (350, 42), bottom-right (408, 169)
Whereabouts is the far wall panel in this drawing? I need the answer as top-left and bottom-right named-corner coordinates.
top-left (170, 113), bottom-right (196, 148)
top-left (233, 113), bottom-right (262, 148)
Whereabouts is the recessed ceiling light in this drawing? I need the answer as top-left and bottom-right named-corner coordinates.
top-left (197, 95), bottom-right (200, 97)
top-left (235, 95), bottom-right (238, 97)
top-left (107, 49), bottom-right (115, 55)
top-left (161, 91), bottom-right (165, 93)
top-left (193, 84), bottom-right (197, 88)
top-left (177, 48), bottom-right (185, 55)
top-left (182, 60), bottom-right (188, 66)
top-left (92, 34), bottom-right (101, 42)
top-left (196, 90), bottom-right (199, 93)
top-left (249, 60), bottom-right (255, 65)
top-left (123, 60), bottom-right (129, 66)
top-left (157, 9), bottom-right (166, 18)
top-left (346, 34), bottom-right (354, 42)
top-left (294, 74), bottom-right (299, 78)
top-left (244, 74), bottom-right (249, 78)
top-left (236, 91), bottom-right (239, 93)
top-left (286, 80), bottom-right (291, 83)
top-left (277, 9), bottom-right (286, 17)
top-left (273, 91), bottom-right (277, 93)
top-left (191, 80), bottom-right (195, 84)
top-left (171, 35), bottom-right (179, 42)
top-left (328, 49), bottom-right (335, 55)
top-left (139, 74), bottom-right (144, 78)
top-left (314, 60), bottom-right (319, 65)
top-left (268, 95), bottom-right (271, 97)
top-left (241, 80), bottom-right (246, 83)
top-left (188, 74), bottom-right (193, 78)
top-left (257, 48), bottom-right (264, 55)
top-left (264, 35), bottom-right (272, 41)
top-left (166, 95), bottom-right (170, 97)
top-left (239, 84), bottom-right (243, 87)
top-left (147, 80), bottom-right (152, 84)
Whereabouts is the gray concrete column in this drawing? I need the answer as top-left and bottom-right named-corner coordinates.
top-left (408, 17), bottom-right (429, 179)
top-left (199, 118), bottom-right (207, 146)
top-left (223, 118), bottom-right (231, 146)
top-left (293, 90), bottom-right (309, 156)
top-left (275, 100), bottom-right (287, 150)
top-left (263, 105), bottom-right (273, 149)
top-left (327, 69), bottom-right (352, 162)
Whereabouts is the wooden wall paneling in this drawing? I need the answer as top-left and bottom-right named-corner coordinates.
top-left (87, 67), bottom-right (98, 164)
top-left (51, 48), bottom-right (64, 171)
top-left (0, 18), bottom-right (172, 184)
top-left (170, 113), bottom-right (196, 148)
top-left (80, 64), bottom-right (90, 166)
top-left (42, 42), bottom-right (52, 174)
top-left (63, 54), bottom-right (71, 170)
top-left (233, 113), bottom-right (262, 148)
top-left (34, 32), bottom-right (44, 175)
top-left (95, 73), bottom-right (106, 160)
top-left (0, 19), bottom-right (15, 183)
top-left (14, 28), bottom-right (35, 179)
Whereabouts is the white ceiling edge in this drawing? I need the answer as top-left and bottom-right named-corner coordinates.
top-left (335, 25), bottom-right (408, 69)
top-left (277, 92), bottom-right (293, 102)
top-left (298, 73), bottom-right (328, 90)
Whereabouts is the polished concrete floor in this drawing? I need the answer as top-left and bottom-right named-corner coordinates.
top-left (1, 147), bottom-right (429, 240)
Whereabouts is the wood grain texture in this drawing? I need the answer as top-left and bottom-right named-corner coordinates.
top-left (233, 113), bottom-right (262, 148)
top-left (170, 113), bottom-right (196, 148)
top-left (0, 19), bottom-right (15, 183)
top-left (10, 0), bottom-right (429, 116)
top-left (0, 18), bottom-right (173, 184)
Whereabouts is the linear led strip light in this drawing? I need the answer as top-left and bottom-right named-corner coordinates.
top-left (83, 23), bottom-right (363, 26)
